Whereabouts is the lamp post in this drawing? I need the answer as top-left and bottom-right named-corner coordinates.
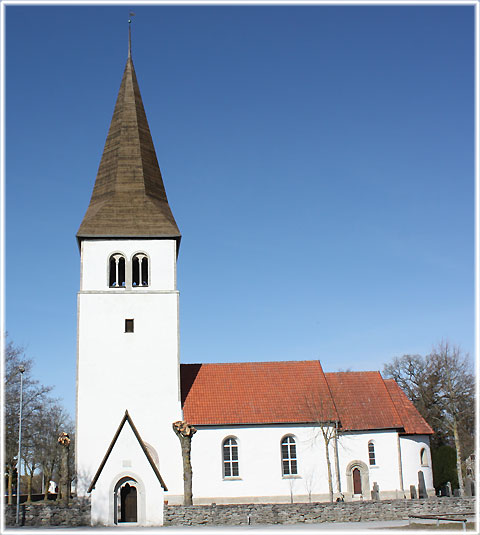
top-left (16, 365), bottom-right (25, 525)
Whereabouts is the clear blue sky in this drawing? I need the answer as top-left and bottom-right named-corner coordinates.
top-left (5, 4), bottom-right (475, 418)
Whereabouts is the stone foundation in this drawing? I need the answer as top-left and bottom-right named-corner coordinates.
top-left (164, 497), bottom-right (476, 526)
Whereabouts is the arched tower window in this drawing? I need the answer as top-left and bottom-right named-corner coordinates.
top-left (281, 435), bottom-right (298, 476)
top-left (420, 447), bottom-right (428, 466)
top-left (368, 441), bottom-right (376, 465)
top-left (109, 254), bottom-right (126, 287)
top-left (132, 253), bottom-right (149, 287)
top-left (223, 437), bottom-right (239, 478)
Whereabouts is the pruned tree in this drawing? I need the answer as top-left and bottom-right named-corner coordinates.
top-left (383, 341), bottom-right (475, 495)
top-left (57, 432), bottom-right (71, 505)
top-left (172, 420), bottom-right (197, 505)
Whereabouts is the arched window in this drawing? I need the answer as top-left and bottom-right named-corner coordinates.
top-left (132, 253), bottom-right (148, 287)
top-left (281, 435), bottom-right (298, 476)
top-left (223, 437), bottom-right (239, 477)
top-left (109, 254), bottom-right (126, 287)
top-left (368, 441), bottom-right (376, 466)
top-left (420, 448), bottom-right (428, 466)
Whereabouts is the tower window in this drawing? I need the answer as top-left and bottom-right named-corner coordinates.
top-left (125, 319), bottom-right (134, 333)
top-left (281, 435), bottom-right (298, 476)
top-left (132, 253), bottom-right (149, 287)
top-left (109, 254), bottom-right (126, 288)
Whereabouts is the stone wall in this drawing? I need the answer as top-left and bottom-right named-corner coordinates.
top-left (4, 498), bottom-right (91, 527)
top-left (164, 497), bottom-right (475, 526)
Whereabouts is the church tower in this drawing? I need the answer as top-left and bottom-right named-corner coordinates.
top-left (75, 34), bottom-right (184, 524)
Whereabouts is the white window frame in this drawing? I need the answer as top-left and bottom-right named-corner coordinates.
top-left (222, 437), bottom-right (239, 479)
top-left (281, 435), bottom-right (298, 476)
top-left (368, 441), bottom-right (376, 466)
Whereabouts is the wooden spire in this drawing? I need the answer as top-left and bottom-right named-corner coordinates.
top-left (77, 48), bottom-right (181, 244)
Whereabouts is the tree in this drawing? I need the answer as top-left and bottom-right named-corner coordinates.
top-left (429, 342), bottom-right (475, 496)
top-left (432, 445), bottom-right (458, 491)
top-left (172, 421), bottom-right (197, 505)
top-left (34, 402), bottom-right (73, 500)
top-left (4, 337), bottom-right (52, 504)
top-left (383, 341), bottom-right (475, 496)
top-left (304, 394), bottom-right (339, 503)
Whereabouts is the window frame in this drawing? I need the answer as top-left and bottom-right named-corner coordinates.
top-left (108, 253), bottom-right (127, 288)
top-left (131, 252), bottom-right (149, 288)
top-left (281, 435), bottom-right (298, 477)
top-left (420, 447), bottom-right (428, 467)
top-left (368, 441), bottom-right (376, 466)
top-left (222, 437), bottom-right (240, 479)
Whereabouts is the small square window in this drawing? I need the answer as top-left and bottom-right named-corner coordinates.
top-left (125, 319), bottom-right (134, 333)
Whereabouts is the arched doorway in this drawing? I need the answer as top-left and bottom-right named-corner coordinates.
top-left (346, 460), bottom-right (370, 498)
top-left (114, 477), bottom-right (138, 524)
top-left (353, 468), bottom-right (362, 494)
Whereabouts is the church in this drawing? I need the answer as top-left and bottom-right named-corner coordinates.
top-left (74, 36), bottom-right (434, 527)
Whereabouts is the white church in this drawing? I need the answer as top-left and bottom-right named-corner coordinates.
top-left (75, 40), bottom-right (435, 526)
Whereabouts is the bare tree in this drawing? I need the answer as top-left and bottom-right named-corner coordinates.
top-left (383, 341), bottom-right (475, 495)
top-left (35, 403), bottom-right (73, 500)
top-left (172, 421), bottom-right (197, 505)
top-left (4, 337), bottom-right (52, 503)
top-left (304, 394), bottom-right (339, 503)
top-left (429, 342), bottom-right (474, 496)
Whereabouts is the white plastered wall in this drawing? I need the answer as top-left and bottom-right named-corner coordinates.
top-left (90, 421), bottom-right (164, 526)
top-left (190, 426), bottom-right (434, 504)
top-left (190, 424), bottom-right (335, 504)
top-left (76, 239), bottom-right (183, 504)
top-left (336, 430), bottom-right (404, 499)
top-left (399, 435), bottom-right (434, 495)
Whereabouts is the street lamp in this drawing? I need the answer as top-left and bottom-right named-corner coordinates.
top-left (16, 365), bottom-right (25, 525)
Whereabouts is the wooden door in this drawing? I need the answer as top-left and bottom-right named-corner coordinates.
top-left (353, 468), bottom-right (362, 494)
top-left (120, 484), bottom-right (137, 522)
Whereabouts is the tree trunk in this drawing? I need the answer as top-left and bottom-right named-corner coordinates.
top-left (60, 444), bottom-right (69, 505)
top-left (172, 421), bottom-right (197, 506)
top-left (8, 465), bottom-right (13, 505)
top-left (181, 438), bottom-right (193, 505)
top-left (43, 470), bottom-right (52, 501)
top-left (323, 432), bottom-right (334, 503)
top-left (453, 419), bottom-right (465, 496)
top-left (26, 470), bottom-right (33, 503)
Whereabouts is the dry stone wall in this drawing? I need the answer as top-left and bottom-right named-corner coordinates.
top-left (4, 498), bottom-right (91, 527)
top-left (164, 497), bottom-right (475, 526)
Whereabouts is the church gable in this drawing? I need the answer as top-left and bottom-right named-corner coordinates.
top-left (88, 410), bottom-right (167, 493)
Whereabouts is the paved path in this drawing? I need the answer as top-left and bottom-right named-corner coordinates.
top-left (6, 519), bottom-right (411, 531)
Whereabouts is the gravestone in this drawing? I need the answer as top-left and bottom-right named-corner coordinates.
top-left (371, 482), bottom-right (380, 501)
top-left (410, 485), bottom-right (417, 499)
top-left (446, 481), bottom-right (452, 497)
top-left (417, 471), bottom-right (427, 499)
top-left (465, 477), bottom-right (472, 496)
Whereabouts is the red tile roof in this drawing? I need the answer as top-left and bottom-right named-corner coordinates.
top-left (325, 371), bottom-right (404, 431)
top-left (180, 361), bottom-right (432, 435)
top-left (181, 361), bottom-right (338, 425)
top-left (384, 379), bottom-right (434, 435)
